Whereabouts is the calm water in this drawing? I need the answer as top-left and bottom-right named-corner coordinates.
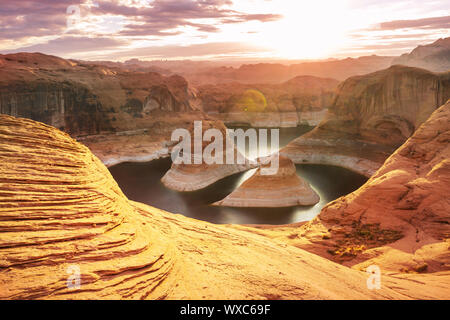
top-left (109, 126), bottom-right (367, 225)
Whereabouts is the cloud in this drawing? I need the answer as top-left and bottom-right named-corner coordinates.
top-left (0, 0), bottom-right (83, 40)
top-left (112, 41), bottom-right (270, 59)
top-left (378, 15), bottom-right (450, 30)
top-left (2, 36), bottom-right (127, 55)
top-left (0, 0), bottom-right (281, 42)
top-left (88, 0), bottom-right (281, 36)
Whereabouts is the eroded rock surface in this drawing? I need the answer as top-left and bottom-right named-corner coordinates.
top-left (161, 120), bottom-right (254, 191)
top-left (214, 156), bottom-right (319, 207)
top-left (282, 65), bottom-right (450, 177)
top-left (240, 101), bottom-right (450, 276)
top-left (1, 114), bottom-right (449, 300)
top-left (198, 76), bottom-right (338, 127)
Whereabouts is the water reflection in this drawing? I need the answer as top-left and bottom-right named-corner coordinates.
top-left (109, 124), bottom-right (367, 225)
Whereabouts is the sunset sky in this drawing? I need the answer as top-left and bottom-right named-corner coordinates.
top-left (0, 0), bottom-right (449, 61)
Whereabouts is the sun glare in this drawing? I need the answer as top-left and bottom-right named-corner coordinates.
top-left (254, 0), bottom-right (351, 59)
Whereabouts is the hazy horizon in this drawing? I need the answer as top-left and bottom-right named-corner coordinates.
top-left (1, 0), bottom-right (449, 62)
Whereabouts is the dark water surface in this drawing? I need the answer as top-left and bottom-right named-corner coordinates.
top-left (109, 126), bottom-right (368, 225)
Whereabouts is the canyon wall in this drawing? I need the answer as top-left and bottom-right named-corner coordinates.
top-left (258, 101), bottom-right (450, 275)
top-left (282, 65), bottom-right (450, 176)
top-left (0, 53), bottom-right (202, 138)
top-left (197, 75), bottom-right (338, 127)
top-left (0, 80), bottom-right (111, 135)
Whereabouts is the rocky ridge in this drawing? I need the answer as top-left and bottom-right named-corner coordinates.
top-left (392, 37), bottom-right (450, 72)
top-left (161, 120), bottom-right (255, 191)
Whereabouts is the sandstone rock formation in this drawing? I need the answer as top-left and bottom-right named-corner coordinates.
top-left (1, 114), bottom-right (449, 300)
top-left (0, 52), bottom-right (203, 135)
top-left (282, 65), bottom-right (450, 177)
top-left (214, 156), bottom-right (319, 207)
top-left (240, 101), bottom-right (450, 275)
top-left (198, 76), bottom-right (338, 127)
top-left (0, 52), bottom-right (213, 166)
top-left (392, 37), bottom-right (450, 72)
top-left (161, 120), bottom-right (254, 191)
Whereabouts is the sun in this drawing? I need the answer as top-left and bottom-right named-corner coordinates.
top-left (254, 0), bottom-right (351, 59)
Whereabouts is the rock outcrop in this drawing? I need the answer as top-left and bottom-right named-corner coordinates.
top-left (214, 156), bottom-right (319, 207)
top-left (198, 75), bottom-right (338, 127)
top-left (161, 120), bottom-right (254, 191)
top-left (282, 65), bottom-right (450, 177)
top-left (1, 114), bottom-right (449, 300)
top-left (242, 101), bottom-right (450, 275)
top-left (0, 115), bottom-right (177, 299)
top-left (0, 52), bottom-right (203, 136)
top-left (392, 37), bottom-right (450, 72)
top-left (0, 52), bottom-right (213, 166)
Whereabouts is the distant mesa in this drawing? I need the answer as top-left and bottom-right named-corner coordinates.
top-left (214, 156), bottom-right (320, 208)
top-left (392, 37), bottom-right (450, 72)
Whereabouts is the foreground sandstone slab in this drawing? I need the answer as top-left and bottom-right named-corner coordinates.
top-left (214, 156), bottom-right (319, 208)
top-left (1, 115), bottom-right (448, 299)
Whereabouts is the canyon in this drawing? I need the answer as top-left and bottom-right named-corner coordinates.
top-left (0, 111), bottom-right (449, 299)
top-left (0, 37), bottom-right (449, 300)
top-left (161, 120), bottom-right (255, 191)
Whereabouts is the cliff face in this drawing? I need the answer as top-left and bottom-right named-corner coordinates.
top-left (392, 37), bottom-right (450, 72)
top-left (197, 75), bottom-right (338, 127)
top-left (332, 65), bottom-right (450, 145)
top-left (161, 120), bottom-right (255, 191)
top-left (2, 114), bottom-right (449, 300)
top-left (275, 101), bottom-right (450, 274)
top-left (282, 66), bottom-right (450, 176)
top-left (0, 53), bottom-right (200, 137)
top-left (0, 80), bottom-right (110, 135)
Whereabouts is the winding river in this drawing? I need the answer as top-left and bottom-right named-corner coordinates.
top-left (109, 126), bottom-right (367, 225)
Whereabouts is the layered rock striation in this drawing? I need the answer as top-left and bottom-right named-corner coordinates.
top-left (0, 115), bottom-right (177, 299)
top-left (214, 156), bottom-right (319, 207)
top-left (282, 65), bottom-right (450, 177)
top-left (198, 75), bottom-right (338, 127)
top-left (3, 114), bottom-right (447, 299)
top-left (161, 120), bottom-right (254, 191)
top-left (243, 101), bottom-right (450, 275)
